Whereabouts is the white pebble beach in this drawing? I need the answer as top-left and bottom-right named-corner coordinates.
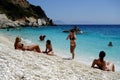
top-left (0, 35), bottom-right (120, 80)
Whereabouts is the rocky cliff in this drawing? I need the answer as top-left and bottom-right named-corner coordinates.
top-left (0, 0), bottom-right (54, 28)
top-left (11, 0), bottom-right (29, 8)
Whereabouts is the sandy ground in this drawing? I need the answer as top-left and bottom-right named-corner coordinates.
top-left (0, 35), bottom-right (120, 80)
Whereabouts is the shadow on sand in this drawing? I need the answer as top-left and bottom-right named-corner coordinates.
top-left (62, 57), bottom-right (72, 60)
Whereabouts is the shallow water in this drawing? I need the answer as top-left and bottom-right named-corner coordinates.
top-left (0, 25), bottom-right (120, 71)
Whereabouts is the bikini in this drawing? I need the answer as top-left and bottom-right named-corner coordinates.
top-left (18, 43), bottom-right (23, 48)
top-left (70, 37), bottom-right (75, 40)
top-left (21, 44), bottom-right (29, 50)
top-left (70, 36), bottom-right (76, 46)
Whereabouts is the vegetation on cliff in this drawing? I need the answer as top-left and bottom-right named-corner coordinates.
top-left (0, 0), bottom-right (48, 21)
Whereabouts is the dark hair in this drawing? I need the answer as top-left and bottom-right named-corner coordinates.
top-left (108, 41), bottom-right (113, 46)
top-left (43, 35), bottom-right (46, 38)
top-left (99, 51), bottom-right (106, 62)
top-left (70, 29), bottom-right (74, 33)
top-left (46, 40), bottom-right (51, 45)
top-left (40, 35), bottom-right (46, 41)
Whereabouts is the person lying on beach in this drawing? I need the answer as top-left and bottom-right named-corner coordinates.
top-left (91, 51), bottom-right (115, 72)
top-left (42, 40), bottom-right (54, 56)
top-left (14, 36), bottom-right (41, 53)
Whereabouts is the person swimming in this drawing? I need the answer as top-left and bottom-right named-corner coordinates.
top-left (108, 41), bottom-right (113, 47)
top-left (91, 51), bottom-right (115, 72)
top-left (39, 35), bottom-right (46, 41)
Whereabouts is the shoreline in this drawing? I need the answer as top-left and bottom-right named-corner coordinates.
top-left (0, 34), bottom-right (120, 80)
top-left (0, 28), bottom-right (120, 72)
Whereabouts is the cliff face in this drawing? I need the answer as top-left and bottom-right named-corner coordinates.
top-left (11, 0), bottom-right (29, 8)
top-left (0, 0), bottom-right (54, 27)
top-left (0, 0), bottom-right (47, 20)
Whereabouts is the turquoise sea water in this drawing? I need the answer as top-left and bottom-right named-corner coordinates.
top-left (0, 25), bottom-right (120, 71)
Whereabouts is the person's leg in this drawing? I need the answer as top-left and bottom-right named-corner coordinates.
top-left (110, 63), bottom-right (115, 72)
top-left (106, 62), bottom-right (115, 72)
top-left (29, 45), bottom-right (41, 53)
top-left (48, 51), bottom-right (54, 56)
top-left (70, 46), bottom-right (75, 59)
top-left (35, 45), bottom-right (41, 53)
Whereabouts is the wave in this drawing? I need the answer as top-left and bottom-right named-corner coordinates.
top-left (21, 38), bottom-right (32, 44)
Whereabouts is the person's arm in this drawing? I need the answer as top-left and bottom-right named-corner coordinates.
top-left (42, 45), bottom-right (48, 53)
top-left (47, 45), bottom-right (53, 53)
top-left (66, 35), bottom-right (70, 40)
top-left (42, 48), bottom-right (47, 54)
top-left (91, 59), bottom-right (96, 68)
top-left (45, 46), bottom-right (48, 53)
top-left (74, 35), bottom-right (76, 40)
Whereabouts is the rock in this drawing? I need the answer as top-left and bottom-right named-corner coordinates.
top-left (11, 0), bottom-right (29, 8)
top-left (38, 18), bottom-right (47, 26)
top-left (37, 18), bottom-right (54, 26)
top-left (0, 14), bottom-right (18, 28)
top-left (0, 13), bottom-right (54, 28)
top-left (0, 0), bottom-right (54, 28)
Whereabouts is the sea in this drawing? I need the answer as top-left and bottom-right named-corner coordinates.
top-left (0, 25), bottom-right (120, 71)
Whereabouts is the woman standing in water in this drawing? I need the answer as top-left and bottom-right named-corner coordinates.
top-left (66, 30), bottom-right (76, 59)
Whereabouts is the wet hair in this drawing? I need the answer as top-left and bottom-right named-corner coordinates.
top-left (46, 40), bottom-right (51, 45)
top-left (99, 51), bottom-right (106, 62)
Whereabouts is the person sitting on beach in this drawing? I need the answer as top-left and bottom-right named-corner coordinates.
top-left (91, 51), bottom-right (115, 72)
top-left (39, 35), bottom-right (46, 41)
top-left (14, 36), bottom-right (41, 53)
top-left (42, 40), bottom-right (54, 56)
top-left (108, 41), bottom-right (113, 47)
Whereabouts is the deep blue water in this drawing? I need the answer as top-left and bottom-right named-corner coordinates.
top-left (0, 25), bottom-right (120, 71)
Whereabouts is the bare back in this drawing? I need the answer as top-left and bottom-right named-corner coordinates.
top-left (91, 59), bottom-right (106, 70)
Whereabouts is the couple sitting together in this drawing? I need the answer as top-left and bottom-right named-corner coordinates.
top-left (14, 36), bottom-right (54, 55)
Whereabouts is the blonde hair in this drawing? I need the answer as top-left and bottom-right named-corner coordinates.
top-left (14, 36), bottom-right (21, 49)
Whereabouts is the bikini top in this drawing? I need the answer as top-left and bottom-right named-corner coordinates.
top-left (70, 36), bottom-right (75, 40)
top-left (17, 43), bottom-right (24, 49)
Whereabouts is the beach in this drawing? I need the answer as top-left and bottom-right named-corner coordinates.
top-left (0, 34), bottom-right (120, 80)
